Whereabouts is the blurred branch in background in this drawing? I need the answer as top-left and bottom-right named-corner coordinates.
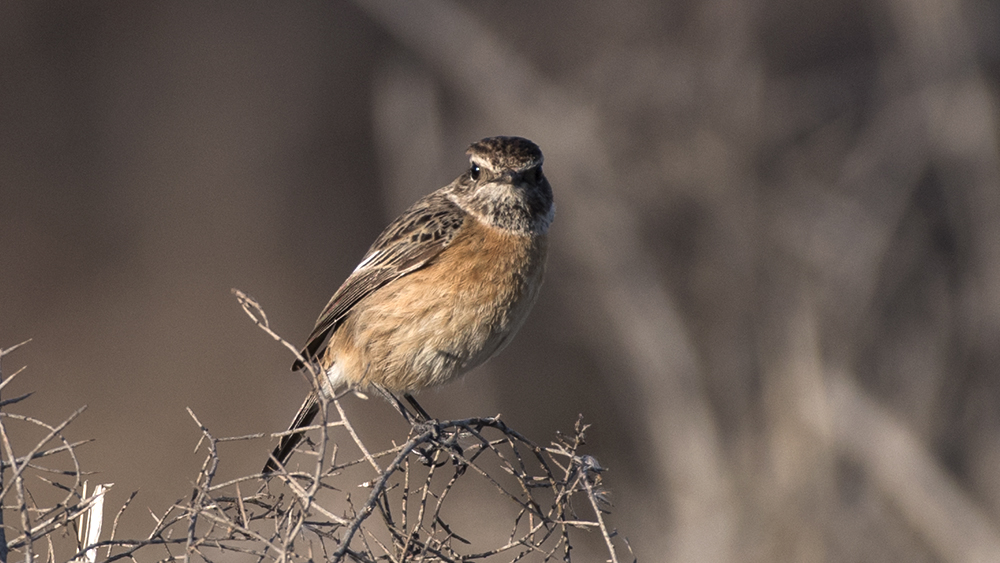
top-left (354, 1), bottom-right (738, 560)
top-left (828, 370), bottom-right (1000, 563)
top-left (353, 0), bottom-right (1000, 561)
top-left (3, 0), bottom-right (1000, 560)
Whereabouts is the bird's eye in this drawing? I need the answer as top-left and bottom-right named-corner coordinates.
top-left (470, 164), bottom-right (481, 181)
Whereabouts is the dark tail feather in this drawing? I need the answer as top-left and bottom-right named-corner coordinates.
top-left (262, 391), bottom-right (321, 475)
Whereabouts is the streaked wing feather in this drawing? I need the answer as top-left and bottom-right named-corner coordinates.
top-left (293, 192), bottom-right (464, 368)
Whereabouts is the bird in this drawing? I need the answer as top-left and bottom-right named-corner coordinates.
top-left (263, 136), bottom-right (554, 474)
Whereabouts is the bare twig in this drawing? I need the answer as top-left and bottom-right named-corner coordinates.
top-left (0, 295), bottom-right (624, 562)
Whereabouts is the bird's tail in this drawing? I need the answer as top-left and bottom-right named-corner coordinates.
top-left (262, 391), bottom-right (321, 475)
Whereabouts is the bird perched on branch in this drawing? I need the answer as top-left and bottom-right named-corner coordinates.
top-left (264, 136), bottom-right (554, 474)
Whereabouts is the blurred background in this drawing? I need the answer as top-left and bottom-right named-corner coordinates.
top-left (3, 0), bottom-right (1000, 561)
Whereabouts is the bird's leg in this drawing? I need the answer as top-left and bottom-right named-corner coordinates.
top-left (404, 393), bottom-right (432, 423)
top-left (371, 387), bottom-right (446, 465)
top-left (404, 393), bottom-right (464, 464)
top-left (370, 385), bottom-right (420, 424)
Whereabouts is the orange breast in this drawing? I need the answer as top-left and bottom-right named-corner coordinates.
top-left (325, 219), bottom-right (548, 392)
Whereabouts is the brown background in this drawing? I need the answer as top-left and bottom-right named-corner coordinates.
top-left (3, 0), bottom-right (1000, 561)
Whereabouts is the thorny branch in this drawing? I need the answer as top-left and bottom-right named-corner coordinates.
top-left (0, 298), bottom-right (628, 562)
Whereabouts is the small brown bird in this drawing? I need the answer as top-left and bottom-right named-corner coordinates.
top-left (263, 136), bottom-right (553, 473)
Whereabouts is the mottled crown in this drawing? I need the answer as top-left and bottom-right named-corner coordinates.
top-left (467, 136), bottom-right (544, 172)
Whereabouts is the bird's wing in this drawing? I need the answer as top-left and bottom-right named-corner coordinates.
top-left (293, 192), bottom-right (465, 369)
